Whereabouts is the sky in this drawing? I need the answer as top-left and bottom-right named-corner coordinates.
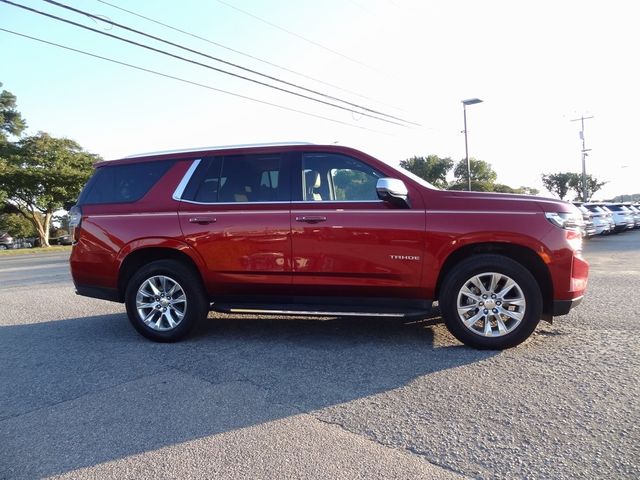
top-left (1, 0), bottom-right (638, 199)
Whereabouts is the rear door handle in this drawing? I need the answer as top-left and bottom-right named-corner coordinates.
top-left (188, 217), bottom-right (216, 225)
top-left (295, 216), bottom-right (327, 224)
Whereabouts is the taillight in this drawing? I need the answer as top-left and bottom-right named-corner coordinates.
top-left (544, 212), bottom-right (582, 231)
top-left (69, 205), bottom-right (82, 243)
top-left (544, 212), bottom-right (583, 253)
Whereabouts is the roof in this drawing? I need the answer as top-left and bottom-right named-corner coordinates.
top-left (122, 142), bottom-right (314, 159)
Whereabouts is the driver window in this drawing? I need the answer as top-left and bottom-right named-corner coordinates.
top-left (303, 153), bottom-right (382, 201)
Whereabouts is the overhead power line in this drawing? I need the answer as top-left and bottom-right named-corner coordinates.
top-left (42, 0), bottom-right (416, 125)
top-left (213, 0), bottom-right (379, 72)
top-left (94, 0), bottom-right (394, 108)
top-left (2, 0), bottom-right (410, 127)
top-left (0, 27), bottom-right (392, 135)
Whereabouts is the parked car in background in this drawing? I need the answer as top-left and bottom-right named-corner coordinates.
top-left (57, 234), bottom-right (73, 245)
top-left (586, 204), bottom-right (629, 233)
top-left (69, 143), bottom-right (589, 350)
top-left (580, 205), bottom-right (612, 235)
top-left (575, 205), bottom-right (597, 238)
top-left (12, 239), bottom-right (34, 249)
top-left (49, 234), bottom-right (72, 246)
top-left (623, 204), bottom-right (640, 228)
top-left (606, 204), bottom-right (635, 231)
top-left (574, 203), bottom-right (615, 235)
top-left (0, 232), bottom-right (15, 250)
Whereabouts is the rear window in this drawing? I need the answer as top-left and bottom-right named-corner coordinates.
top-left (78, 160), bottom-right (175, 205)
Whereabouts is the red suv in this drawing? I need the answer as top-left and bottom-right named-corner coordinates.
top-left (69, 143), bottom-right (588, 349)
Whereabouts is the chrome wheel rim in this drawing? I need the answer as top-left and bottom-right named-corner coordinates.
top-left (456, 272), bottom-right (526, 337)
top-left (136, 275), bottom-right (187, 331)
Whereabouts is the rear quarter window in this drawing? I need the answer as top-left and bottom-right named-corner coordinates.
top-left (78, 160), bottom-right (175, 205)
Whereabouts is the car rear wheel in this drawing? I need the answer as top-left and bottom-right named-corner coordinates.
top-left (440, 254), bottom-right (542, 349)
top-left (125, 259), bottom-right (208, 342)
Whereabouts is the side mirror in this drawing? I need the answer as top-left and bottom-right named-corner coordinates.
top-left (376, 178), bottom-right (410, 208)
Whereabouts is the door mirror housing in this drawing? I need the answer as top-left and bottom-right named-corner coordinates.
top-left (376, 178), bottom-right (410, 208)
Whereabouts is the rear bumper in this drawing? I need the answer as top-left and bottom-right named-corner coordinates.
top-left (552, 296), bottom-right (583, 316)
top-left (75, 284), bottom-right (121, 303)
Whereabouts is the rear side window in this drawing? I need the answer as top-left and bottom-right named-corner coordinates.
top-left (183, 154), bottom-right (289, 203)
top-left (79, 160), bottom-right (175, 205)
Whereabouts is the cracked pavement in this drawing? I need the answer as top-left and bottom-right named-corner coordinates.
top-left (1, 232), bottom-right (639, 479)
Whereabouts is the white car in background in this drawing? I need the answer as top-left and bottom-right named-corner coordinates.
top-left (582, 205), bottom-right (614, 235)
top-left (624, 204), bottom-right (640, 228)
top-left (0, 232), bottom-right (15, 250)
top-left (588, 204), bottom-right (632, 232)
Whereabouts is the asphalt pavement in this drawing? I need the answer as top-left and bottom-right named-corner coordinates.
top-left (0, 233), bottom-right (639, 479)
top-left (0, 252), bottom-right (71, 288)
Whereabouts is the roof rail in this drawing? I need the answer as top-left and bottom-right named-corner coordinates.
top-left (123, 142), bottom-right (314, 159)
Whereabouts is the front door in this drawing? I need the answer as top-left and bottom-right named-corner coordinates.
top-left (290, 152), bottom-right (425, 298)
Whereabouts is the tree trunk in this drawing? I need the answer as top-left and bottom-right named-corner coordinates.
top-left (26, 207), bottom-right (50, 247)
top-left (42, 211), bottom-right (52, 247)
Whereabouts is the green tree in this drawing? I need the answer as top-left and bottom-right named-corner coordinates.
top-left (541, 172), bottom-right (574, 200)
top-left (450, 158), bottom-right (498, 191)
top-left (0, 82), bottom-right (27, 142)
top-left (448, 180), bottom-right (493, 192)
top-left (332, 169), bottom-right (378, 200)
top-left (399, 155), bottom-right (453, 188)
top-left (0, 212), bottom-right (38, 238)
top-left (0, 132), bottom-right (98, 247)
top-left (568, 173), bottom-right (607, 202)
top-left (515, 186), bottom-right (540, 196)
top-left (492, 183), bottom-right (517, 193)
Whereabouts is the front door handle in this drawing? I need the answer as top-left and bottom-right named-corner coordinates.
top-left (189, 217), bottom-right (216, 225)
top-left (295, 216), bottom-right (327, 224)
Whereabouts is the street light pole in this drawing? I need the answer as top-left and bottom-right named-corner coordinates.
top-left (571, 115), bottom-right (594, 202)
top-left (462, 98), bottom-right (483, 191)
top-left (463, 105), bottom-right (470, 191)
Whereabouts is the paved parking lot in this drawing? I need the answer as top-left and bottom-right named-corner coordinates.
top-left (1, 232), bottom-right (639, 479)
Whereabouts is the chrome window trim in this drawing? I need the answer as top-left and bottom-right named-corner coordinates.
top-left (179, 199), bottom-right (291, 206)
top-left (172, 159), bottom-right (202, 201)
top-left (293, 200), bottom-right (384, 204)
top-left (176, 199), bottom-right (386, 206)
top-left (425, 210), bottom-right (538, 215)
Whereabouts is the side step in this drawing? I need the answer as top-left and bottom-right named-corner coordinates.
top-left (211, 303), bottom-right (431, 320)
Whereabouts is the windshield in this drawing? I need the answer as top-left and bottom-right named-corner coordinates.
top-left (387, 162), bottom-right (438, 190)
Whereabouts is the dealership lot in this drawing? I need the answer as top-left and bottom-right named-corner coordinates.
top-left (1, 233), bottom-right (639, 479)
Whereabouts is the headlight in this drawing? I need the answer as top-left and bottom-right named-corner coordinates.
top-left (545, 212), bottom-right (582, 230)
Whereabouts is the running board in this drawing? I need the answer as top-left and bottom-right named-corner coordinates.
top-left (211, 303), bottom-right (431, 320)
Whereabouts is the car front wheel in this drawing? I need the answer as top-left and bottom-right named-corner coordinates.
top-left (125, 259), bottom-right (208, 342)
top-left (440, 254), bottom-right (542, 349)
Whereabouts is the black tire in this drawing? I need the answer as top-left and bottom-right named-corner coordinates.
top-left (440, 254), bottom-right (542, 349)
top-left (125, 259), bottom-right (209, 342)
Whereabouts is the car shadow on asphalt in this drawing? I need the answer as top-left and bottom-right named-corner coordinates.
top-left (0, 312), bottom-right (497, 479)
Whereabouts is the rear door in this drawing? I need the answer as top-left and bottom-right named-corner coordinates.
top-left (290, 151), bottom-right (425, 297)
top-left (177, 152), bottom-right (293, 296)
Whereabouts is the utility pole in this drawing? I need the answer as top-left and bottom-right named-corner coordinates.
top-left (570, 115), bottom-right (594, 202)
